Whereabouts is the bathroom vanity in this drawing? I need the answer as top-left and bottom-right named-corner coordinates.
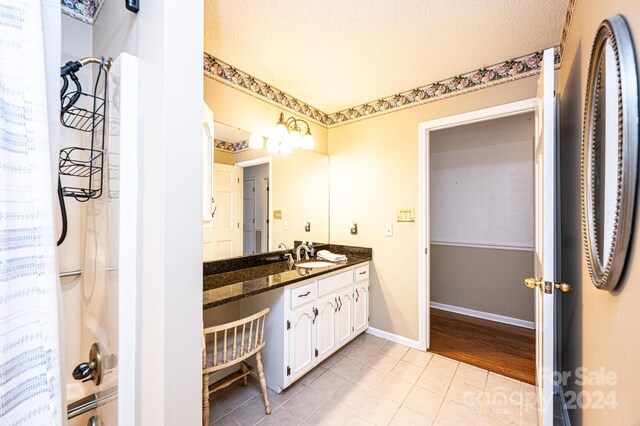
top-left (203, 245), bottom-right (371, 392)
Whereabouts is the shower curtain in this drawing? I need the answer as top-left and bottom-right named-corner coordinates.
top-left (0, 0), bottom-right (64, 424)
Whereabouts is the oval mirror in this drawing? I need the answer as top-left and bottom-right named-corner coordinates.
top-left (582, 15), bottom-right (638, 290)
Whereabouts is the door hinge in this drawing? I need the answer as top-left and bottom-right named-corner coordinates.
top-left (286, 320), bottom-right (290, 330)
top-left (253, 187), bottom-right (255, 192)
top-left (352, 326), bottom-right (354, 332)
top-left (287, 366), bottom-right (291, 376)
top-left (425, 248), bottom-right (428, 255)
top-left (315, 349), bottom-right (318, 357)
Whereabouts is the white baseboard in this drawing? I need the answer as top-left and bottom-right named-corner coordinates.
top-left (430, 302), bottom-right (535, 329)
top-left (366, 327), bottom-right (422, 350)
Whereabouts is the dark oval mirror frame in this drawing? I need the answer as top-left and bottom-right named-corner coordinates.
top-left (581, 15), bottom-right (639, 290)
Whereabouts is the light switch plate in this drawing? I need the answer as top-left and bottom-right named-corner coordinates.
top-left (397, 209), bottom-right (415, 222)
top-left (385, 224), bottom-right (393, 237)
top-left (273, 210), bottom-right (282, 219)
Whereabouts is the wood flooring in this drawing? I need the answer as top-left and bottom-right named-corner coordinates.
top-left (429, 308), bottom-right (536, 384)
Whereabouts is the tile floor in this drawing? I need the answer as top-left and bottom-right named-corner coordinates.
top-left (209, 333), bottom-right (539, 426)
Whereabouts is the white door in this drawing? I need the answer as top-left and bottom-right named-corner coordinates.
top-left (530, 47), bottom-right (559, 426)
top-left (353, 282), bottom-right (369, 334)
top-left (316, 295), bottom-right (338, 361)
top-left (336, 287), bottom-right (353, 346)
top-left (212, 164), bottom-right (243, 259)
top-left (243, 179), bottom-right (256, 255)
top-left (202, 102), bottom-right (215, 261)
top-left (288, 305), bottom-right (316, 382)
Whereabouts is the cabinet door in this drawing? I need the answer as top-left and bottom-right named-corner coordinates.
top-left (354, 281), bottom-right (369, 335)
top-left (336, 287), bottom-right (354, 346)
top-left (288, 305), bottom-right (316, 382)
top-left (316, 294), bottom-right (338, 361)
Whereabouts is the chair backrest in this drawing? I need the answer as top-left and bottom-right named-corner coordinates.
top-left (203, 307), bottom-right (270, 373)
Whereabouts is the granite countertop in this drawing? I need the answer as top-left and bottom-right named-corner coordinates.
top-left (203, 245), bottom-right (372, 309)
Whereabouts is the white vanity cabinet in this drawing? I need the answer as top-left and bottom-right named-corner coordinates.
top-left (239, 261), bottom-right (369, 392)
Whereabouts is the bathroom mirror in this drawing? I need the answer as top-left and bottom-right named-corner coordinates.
top-left (203, 121), bottom-right (330, 261)
top-left (582, 15), bottom-right (638, 290)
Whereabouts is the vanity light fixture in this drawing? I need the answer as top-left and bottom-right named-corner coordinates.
top-left (253, 113), bottom-right (315, 155)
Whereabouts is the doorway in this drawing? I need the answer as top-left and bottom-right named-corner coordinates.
top-left (242, 163), bottom-right (270, 255)
top-left (418, 99), bottom-right (538, 383)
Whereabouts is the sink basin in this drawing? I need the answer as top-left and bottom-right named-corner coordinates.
top-left (295, 261), bottom-right (335, 269)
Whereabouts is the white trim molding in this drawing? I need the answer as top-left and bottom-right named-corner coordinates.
top-left (365, 327), bottom-right (422, 350)
top-left (418, 98), bottom-right (537, 352)
top-left (431, 302), bottom-right (535, 330)
top-left (430, 241), bottom-right (534, 252)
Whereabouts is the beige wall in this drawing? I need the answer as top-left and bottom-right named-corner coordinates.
top-left (558, 1), bottom-right (640, 424)
top-left (328, 76), bottom-right (539, 341)
top-left (214, 148), bottom-right (235, 165)
top-left (204, 77), bottom-right (328, 155)
top-left (431, 245), bottom-right (534, 322)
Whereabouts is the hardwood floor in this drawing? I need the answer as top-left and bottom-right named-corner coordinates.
top-left (429, 308), bottom-right (536, 384)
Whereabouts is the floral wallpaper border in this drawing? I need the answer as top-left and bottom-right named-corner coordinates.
top-left (61, 0), bottom-right (106, 25)
top-left (204, 48), bottom-right (560, 128)
top-left (214, 139), bottom-right (249, 153)
top-left (559, 0), bottom-right (577, 60)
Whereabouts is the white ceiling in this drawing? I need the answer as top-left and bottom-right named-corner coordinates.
top-left (205, 0), bottom-right (568, 113)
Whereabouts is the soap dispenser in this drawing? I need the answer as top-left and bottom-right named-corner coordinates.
top-left (308, 241), bottom-right (314, 257)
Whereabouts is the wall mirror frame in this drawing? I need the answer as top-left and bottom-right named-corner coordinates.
top-left (581, 15), bottom-right (639, 290)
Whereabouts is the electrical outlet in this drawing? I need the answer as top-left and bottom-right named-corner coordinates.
top-left (350, 222), bottom-right (358, 235)
top-left (304, 221), bottom-right (311, 232)
top-left (283, 220), bottom-right (288, 231)
top-left (385, 224), bottom-right (393, 237)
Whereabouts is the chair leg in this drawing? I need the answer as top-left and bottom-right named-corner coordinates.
top-left (255, 351), bottom-right (271, 415)
top-left (241, 362), bottom-right (249, 386)
top-left (202, 373), bottom-right (210, 426)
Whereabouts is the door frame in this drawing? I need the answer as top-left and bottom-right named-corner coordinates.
top-left (417, 98), bottom-right (537, 351)
top-left (236, 156), bottom-right (273, 252)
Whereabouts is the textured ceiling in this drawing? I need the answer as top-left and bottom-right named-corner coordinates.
top-left (205, 0), bottom-right (568, 113)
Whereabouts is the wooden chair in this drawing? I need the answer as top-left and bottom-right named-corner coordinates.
top-left (202, 308), bottom-right (271, 426)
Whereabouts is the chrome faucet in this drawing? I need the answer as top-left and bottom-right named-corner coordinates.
top-left (296, 242), bottom-right (311, 262)
top-left (279, 243), bottom-right (294, 269)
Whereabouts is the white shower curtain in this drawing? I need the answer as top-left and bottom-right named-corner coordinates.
top-left (0, 0), bottom-right (63, 424)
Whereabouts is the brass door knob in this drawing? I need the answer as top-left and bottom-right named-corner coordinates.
top-left (524, 278), bottom-right (572, 293)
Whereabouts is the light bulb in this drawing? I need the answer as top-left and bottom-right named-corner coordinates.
top-left (266, 137), bottom-right (279, 153)
top-left (301, 132), bottom-right (315, 150)
top-left (249, 132), bottom-right (264, 149)
top-left (280, 137), bottom-right (293, 155)
top-left (289, 129), bottom-right (302, 148)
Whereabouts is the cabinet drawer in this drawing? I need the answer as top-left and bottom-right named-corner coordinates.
top-left (318, 270), bottom-right (353, 297)
top-left (354, 264), bottom-right (369, 281)
top-left (290, 282), bottom-right (317, 309)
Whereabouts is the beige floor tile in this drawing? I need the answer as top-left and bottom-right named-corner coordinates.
top-left (369, 354), bottom-right (401, 374)
top-left (520, 382), bottom-right (537, 408)
top-left (435, 399), bottom-right (479, 425)
top-left (453, 363), bottom-right (488, 390)
top-left (330, 380), bottom-right (374, 411)
top-left (345, 345), bottom-right (378, 364)
top-left (416, 369), bottom-right (453, 396)
top-left (360, 334), bottom-right (388, 351)
top-left (265, 379), bottom-right (304, 408)
top-left (403, 386), bottom-right (444, 420)
top-left (379, 341), bottom-right (410, 359)
top-left (353, 365), bottom-right (387, 389)
top-left (476, 413), bottom-right (507, 426)
top-left (425, 355), bottom-right (459, 378)
top-left (390, 360), bottom-right (425, 384)
top-left (485, 373), bottom-right (521, 397)
top-left (446, 380), bottom-right (484, 410)
top-left (300, 365), bottom-right (328, 385)
top-left (374, 375), bottom-right (413, 404)
top-left (320, 353), bottom-right (344, 369)
top-left (305, 400), bottom-right (364, 426)
top-left (329, 356), bottom-right (364, 379)
top-left (520, 404), bottom-right (539, 426)
top-left (402, 348), bottom-right (433, 368)
top-left (390, 406), bottom-right (434, 426)
top-left (257, 407), bottom-right (301, 426)
top-left (282, 387), bottom-right (328, 421)
top-left (480, 390), bottom-right (521, 426)
top-left (212, 414), bottom-right (238, 426)
top-left (357, 395), bottom-right (400, 426)
top-left (225, 394), bottom-right (271, 426)
top-left (309, 370), bottom-right (348, 395)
